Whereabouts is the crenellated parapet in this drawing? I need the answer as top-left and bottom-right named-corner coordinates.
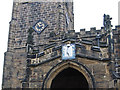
top-left (3, 2), bottom-right (120, 88)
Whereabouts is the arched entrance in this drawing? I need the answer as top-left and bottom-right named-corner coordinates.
top-left (51, 67), bottom-right (89, 88)
top-left (42, 61), bottom-right (95, 89)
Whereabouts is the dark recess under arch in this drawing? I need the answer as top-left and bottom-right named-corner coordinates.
top-left (51, 67), bottom-right (89, 89)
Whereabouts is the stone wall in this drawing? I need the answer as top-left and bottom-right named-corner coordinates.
top-left (7, 2), bottom-right (74, 52)
top-left (2, 0), bottom-right (120, 89)
top-left (2, 1), bottom-right (74, 88)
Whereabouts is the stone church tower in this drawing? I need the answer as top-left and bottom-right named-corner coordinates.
top-left (2, 0), bottom-right (74, 88)
top-left (2, 0), bottom-right (120, 89)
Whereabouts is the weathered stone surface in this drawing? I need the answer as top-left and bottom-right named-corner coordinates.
top-left (2, 1), bottom-right (120, 89)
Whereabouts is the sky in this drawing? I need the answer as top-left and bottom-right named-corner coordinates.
top-left (74, 0), bottom-right (119, 31)
top-left (0, 0), bottom-right (119, 89)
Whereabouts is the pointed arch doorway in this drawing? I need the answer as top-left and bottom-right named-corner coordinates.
top-left (51, 67), bottom-right (89, 88)
top-left (42, 61), bottom-right (95, 89)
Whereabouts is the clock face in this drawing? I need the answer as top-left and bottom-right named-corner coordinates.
top-left (62, 44), bottom-right (75, 60)
top-left (32, 20), bottom-right (47, 33)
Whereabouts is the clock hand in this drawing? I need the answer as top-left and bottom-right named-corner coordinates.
top-left (38, 26), bottom-right (43, 29)
top-left (67, 45), bottom-right (70, 56)
top-left (67, 52), bottom-right (69, 56)
top-left (67, 46), bottom-right (70, 56)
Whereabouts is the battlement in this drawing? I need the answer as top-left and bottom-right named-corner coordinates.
top-left (2, 0), bottom-right (120, 88)
top-left (65, 25), bottom-right (120, 38)
top-left (78, 27), bottom-right (101, 37)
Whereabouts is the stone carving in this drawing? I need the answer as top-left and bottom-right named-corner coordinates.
top-left (103, 14), bottom-right (112, 31)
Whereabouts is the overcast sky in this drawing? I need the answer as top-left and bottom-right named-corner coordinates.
top-left (0, 0), bottom-right (119, 88)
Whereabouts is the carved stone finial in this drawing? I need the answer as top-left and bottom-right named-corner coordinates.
top-left (103, 14), bottom-right (112, 31)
